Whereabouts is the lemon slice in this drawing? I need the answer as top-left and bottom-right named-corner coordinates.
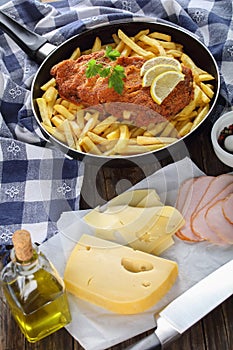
top-left (140, 56), bottom-right (182, 76)
top-left (142, 64), bottom-right (180, 87)
top-left (150, 71), bottom-right (185, 105)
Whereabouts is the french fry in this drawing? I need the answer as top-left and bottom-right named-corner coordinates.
top-left (145, 121), bottom-right (167, 136)
top-left (87, 131), bottom-right (108, 144)
top-left (70, 120), bottom-right (82, 138)
top-left (175, 99), bottom-right (197, 118)
top-left (130, 126), bottom-right (146, 138)
top-left (200, 89), bottom-right (211, 104)
top-left (191, 105), bottom-right (209, 130)
top-left (118, 29), bottom-right (154, 59)
top-left (36, 98), bottom-right (52, 127)
top-left (200, 82), bottom-right (215, 99)
top-left (112, 33), bottom-right (120, 44)
top-left (115, 40), bottom-right (125, 53)
top-left (79, 136), bottom-right (102, 155)
top-left (84, 111), bottom-right (99, 121)
top-left (113, 124), bottom-right (130, 153)
top-left (156, 41), bottom-right (177, 50)
top-left (134, 29), bottom-right (150, 41)
top-left (193, 84), bottom-right (204, 105)
top-left (63, 119), bottom-right (75, 148)
top-left (160, 122), bottom-right (176, 137)
top-left (99, 139), bottom-right (118, 153)
top-left (170, 126), bottom-right (179, 138)
top-left (61, 100), bottom-right (70, 109)
top-left (76, 110), bottom-right (85, 129)
top-left (92, 36), bottom-right (102, 52)
top-left (70, 47), bottom-right (81, 60)
top-left (137, 136), bottom-right (178, 145)
top-left (121, 45), bottom-right (132, 57)
top-left (75, 142), bottom-right (82, 152)
top-left (68, 102), bottom-right (81, 111)
top-left (106, 128), bottom-right (120, 140)
top-left (181, 53), bottom-right (200, 82)
top-left (92, 116), bottom-right (117, 134)
top-left (53, 104), bottom-right (75, 120)
top-left (120, 144), bottom-right (149, 155)
top-left (148, 32), bottom-right (172, 42)
top-left (42, 86), bottom-right (58, 103)
top-left (178, 121), bottom-right (193, 137)
top-left (173, 112), bottom-right (196, 122)
top-left (142, 144), bottom-right (166, 151)
top-left (139, 34), bottom-right (166, 56)
top-left (79, 115), bottom-right (98, 138)
top-left (42, 122), bottom-right (66, 143)
top-left (82, 49), bottom-right (92, 55)
top-left (51, 115), bottom-right (65, 127)
top-left (122, 110), bottom-right (132, 120)
top-left (198, 73), bottom-right (215, 82)
top-left (40, 78), bottom-right (56, 91)
top-left (165, 49), bottom-right (183, 58)
top-left (42, 87), bottom-right (58, 119)
top-left (102, 122), bottom-right (120, 137)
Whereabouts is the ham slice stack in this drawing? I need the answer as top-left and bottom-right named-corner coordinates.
top-left (175, 174), bottom-right (233, 244)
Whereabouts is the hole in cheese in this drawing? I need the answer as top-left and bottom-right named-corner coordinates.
top-left (142, 281), bottom-right (151, 287)
top-left (121, 257), bottom-right (154, 273)
top-left (64, 234), bottom-right (179, 314)
top-left (87, 276), bottom-right (93, 286)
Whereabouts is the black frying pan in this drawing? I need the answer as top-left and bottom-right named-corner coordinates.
top-left (0, 10), bottom-right (220, 167)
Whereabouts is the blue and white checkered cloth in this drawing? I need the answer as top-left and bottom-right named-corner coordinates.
top-left (0, 0), bottom-right (232, 256)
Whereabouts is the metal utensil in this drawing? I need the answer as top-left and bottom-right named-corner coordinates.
top-left (127, 259), bottom-right (233, 349)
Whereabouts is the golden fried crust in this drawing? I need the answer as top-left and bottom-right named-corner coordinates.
top-left (51, 52), bottom-right (193, 127)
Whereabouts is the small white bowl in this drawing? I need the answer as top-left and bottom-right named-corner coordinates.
top-left (211, 110), bottom-right (233, 168)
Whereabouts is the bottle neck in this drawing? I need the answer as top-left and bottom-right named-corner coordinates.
top-left (11, 245), bottom-right (39, 274)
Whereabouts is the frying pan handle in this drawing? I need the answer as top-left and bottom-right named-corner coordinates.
top-left (0, 9), bottom-right (55, 63)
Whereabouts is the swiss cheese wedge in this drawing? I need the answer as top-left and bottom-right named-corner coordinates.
top-left (64, 234), bottom-right (178, 314)
top-left (83, 204), bottom-right (185, 253)
top-left (106, 188), bottom-right (161, 207)
top-left (136, 189), bottom-right (163, 207)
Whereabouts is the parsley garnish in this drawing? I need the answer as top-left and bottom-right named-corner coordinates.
top-left (85, 46), bottom-right (125, 94)
top-left (105, 46), bottom-right (121, 60)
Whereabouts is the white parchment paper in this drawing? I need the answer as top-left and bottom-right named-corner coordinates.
top-left (40, 157), bottom-right (233, 350)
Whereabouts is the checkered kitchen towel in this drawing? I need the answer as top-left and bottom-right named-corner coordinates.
top-left (0, 0), bottom-right (232, 256)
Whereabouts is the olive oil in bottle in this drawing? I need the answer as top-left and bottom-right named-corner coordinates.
top-left (0, 230), bottom-right (71, 343)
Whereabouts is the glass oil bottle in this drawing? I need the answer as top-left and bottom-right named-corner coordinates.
top-left (0, 229), bottom-right (71, 343)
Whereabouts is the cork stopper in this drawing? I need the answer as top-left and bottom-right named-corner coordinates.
top-left (12, 230), bottom-right (33, 262)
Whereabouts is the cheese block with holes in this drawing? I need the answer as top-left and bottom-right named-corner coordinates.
top-left (64, 234), bottom-right (178, 314)
top-left (83, 205), bottom-right (185, 253)
top-left (106, 188), bottom-right (161, 208)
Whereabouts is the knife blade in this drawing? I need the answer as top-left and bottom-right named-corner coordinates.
top-left (127, 259), bottom-right (233, 350)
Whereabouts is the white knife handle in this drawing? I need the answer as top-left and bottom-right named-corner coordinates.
top-left (126, 317), bottom-right (180, 350)
top-left (154, 316), bottom-right (180, 347)
top-left (126, 332), bottom-right (161, 349)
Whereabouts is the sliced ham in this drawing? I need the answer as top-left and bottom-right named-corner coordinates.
top-left (194, 174), bottom-right (233, 213)
top-left (206, 199), bottom-right (233, 244)
top-left (176, 176), bottom-right (214, 242)
top-left (175, 229), bottom-right (191, 241)
top-left (175, 178), bottom-right (194, 212)
top-left (222, 193), bottom-right (233, 224)
top-left (191, 182), bottom-right (233, 244)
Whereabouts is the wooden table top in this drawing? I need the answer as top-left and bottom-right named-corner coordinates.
top-left (0, 118), bottom-right (233, 350)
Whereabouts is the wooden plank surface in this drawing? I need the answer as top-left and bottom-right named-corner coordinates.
top-left (1, 121), bottom-right (233, 350)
